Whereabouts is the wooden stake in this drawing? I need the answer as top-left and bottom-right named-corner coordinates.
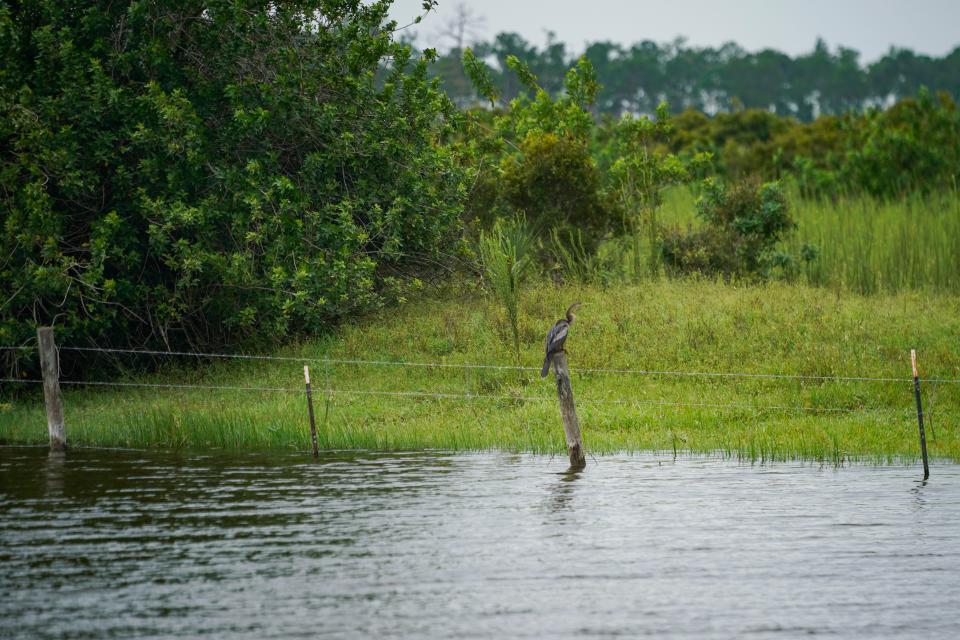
top-left (910, 349), bottom-right (930, 480)
top-left (552, 352), bottom-right (586, 469)
top-left (37, 327), bottom-right (66, 451)
top-left (304, 365), bottom-right (319, 458)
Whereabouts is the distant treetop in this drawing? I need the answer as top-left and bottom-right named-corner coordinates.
top-left (428, 33), bottom-right (960, 120)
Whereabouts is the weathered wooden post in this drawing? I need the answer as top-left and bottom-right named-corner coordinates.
top-left (37, 327), bottom-right (66, 451)
top-left (552, 352), bottom-right (586, 469)
top-left (304, 365), bottom-right (319, 458)
top-left (910, 349), bottom-right (930, 480)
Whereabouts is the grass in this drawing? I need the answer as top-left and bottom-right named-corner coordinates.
top-left (660, 186), bottom-right (960, 294)
top-left (2, 279), bottom-right (958, 463)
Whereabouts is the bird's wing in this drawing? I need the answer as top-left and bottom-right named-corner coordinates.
top-left (545, 322), bottom-right (559, 351)
top-left (547, 321), bottom-right (569, 352)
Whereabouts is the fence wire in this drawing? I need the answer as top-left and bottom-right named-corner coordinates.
top-left (3, 342), bottom-right (957, 419)
top-left (3, 344), bottom-right (955, 384)
top-left (1, 376), bottom-right (943, 418)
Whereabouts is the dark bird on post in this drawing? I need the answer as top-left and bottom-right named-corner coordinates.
top-left (541, 302), bottom-right (582, 378)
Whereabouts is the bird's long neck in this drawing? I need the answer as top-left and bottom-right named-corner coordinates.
top-left (566, 310), bottom-right (576, 323)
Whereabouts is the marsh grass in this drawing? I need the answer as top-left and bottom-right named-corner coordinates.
top-left (788, 191), bottom-right (960, 294)
top-left (2, 279), bottom-right (958, 463)
top-left (659, 186), bottom-right (960, 294)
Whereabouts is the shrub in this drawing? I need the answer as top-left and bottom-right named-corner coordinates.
top-left (668, 92), bottom-right (960, 198)
top-left (461, 53), bottom-right (621, 243)
top-left (841, 90), bottom-right (960, 197)
top-left (499, 132), bottom-right (615, 239)
top-left (661, 178), bottom-right (795, 277)
top-left (607, 103), bottom-right (708, 275)
top-left (477, 217), bottom-right (536, 364)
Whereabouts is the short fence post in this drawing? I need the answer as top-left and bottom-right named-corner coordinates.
top-left (37, 327), bottom-right (66, 451)
top-left (910, 349), bottom-right (930, 480)
top-left (304, 365), bottom-right (319, 458)
top-left (552, 352), bottom-right (586, 469)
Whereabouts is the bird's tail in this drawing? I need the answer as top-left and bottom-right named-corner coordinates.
top-left (540, 353), bottom-right (552, 378)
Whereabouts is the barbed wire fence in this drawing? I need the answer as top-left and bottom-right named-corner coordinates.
top-left (1, 343), bottom-right (957, 419)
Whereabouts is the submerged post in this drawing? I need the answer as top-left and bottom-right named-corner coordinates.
top-left (304, 365), bottom-right (319, 458)
top-left (552, 352), bottom-right (586, 469)
top-left (37, 327), bottom-right (66, 451)
top-left (910, 349), bottom-right (930, 480)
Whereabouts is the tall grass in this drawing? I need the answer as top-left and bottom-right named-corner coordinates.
top-left (787, 191), bottom-right (960, 294)
top-left (551, 228), bottom-right (609, 284)
top-left (658, 185), bottom-right (960, 294)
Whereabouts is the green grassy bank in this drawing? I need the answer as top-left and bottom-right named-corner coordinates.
top-left (2, 279), bottom-right (958, 463)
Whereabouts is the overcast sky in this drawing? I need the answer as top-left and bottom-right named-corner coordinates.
top-left (389, 0), bottom-right (960, 63)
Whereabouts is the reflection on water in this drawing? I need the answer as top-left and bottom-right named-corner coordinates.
top-left (43, 450), bottom-right (66, 495)
top-left (1, 448), bottom-right (959, 639)
top-left (548, 467), bottom-right (583, 514)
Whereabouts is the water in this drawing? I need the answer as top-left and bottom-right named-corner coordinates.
top-left (1, 448), bottom-right (958, 639)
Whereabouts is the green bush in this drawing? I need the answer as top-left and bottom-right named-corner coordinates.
top-left (668, 92), bottom-right (960, 198)
top-left (0, 1), bottom-right (465, 372)
top-left (841, 90), bottom-right (960, 197)
top-left (500, 132), bottom-right (615, 238)
top-left (670, 108), bottom-right (801, 178)
top-left (661, 179), bottom-right (796, 277)
top-left (460, 53), bottom-right (621, 243)
top-left (607, 103), bottom-right (707, 276)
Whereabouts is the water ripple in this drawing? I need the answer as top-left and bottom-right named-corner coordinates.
top-left (1, 448), bottom-right (958, 639)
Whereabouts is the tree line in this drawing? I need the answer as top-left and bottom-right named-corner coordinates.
top-left (430, 32), bottom-right (960, 120)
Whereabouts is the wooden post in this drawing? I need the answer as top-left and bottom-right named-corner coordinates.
top-left (304, 365), bottom-right (319, 458)
top-left (910, 349), bottom-right (930, 480)
top-left (37, 327), bottom-right (66, 451)
top-left (552, 352), bottom-right (586, 469)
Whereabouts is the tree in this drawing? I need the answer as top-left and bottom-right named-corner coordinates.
top-left (429, 32), bottom-right (960, 121)
top-left (0, 0), bottom-right (467, 373)
top-left (433, 1), bottom-right (486, 52)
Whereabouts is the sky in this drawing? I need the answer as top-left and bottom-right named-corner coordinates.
top-left (388, 0), bottom-right (960, 63)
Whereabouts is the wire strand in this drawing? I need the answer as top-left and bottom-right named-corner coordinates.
top-left (50, 345), bottom-right (960, 384)
top-left (1, 377), bottom-right (938, 416)
top-left (1, 378), bottom-right (296, 393)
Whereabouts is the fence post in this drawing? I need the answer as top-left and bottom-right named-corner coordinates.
top-left (37, 327), bottom-right (66, 451)
top-left (910, 349), bottom-right (930, 480)
top-left (552, 352), bottom-right (586, 469)
top-left (304, 365), bottom-right (319, 458)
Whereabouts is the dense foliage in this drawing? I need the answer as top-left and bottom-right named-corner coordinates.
top-left (1, 1), bottom-right (466, 369)
top-left (2, 3), bottom-right (958, 383)
top-left (661, 179), bottom-right (798, 277)
top-left (668, 90), bottom-right (960, 198)
top-left (458, 53), bottom-right (620, 242)
top-left (432, 33), bottom-right (960, 121)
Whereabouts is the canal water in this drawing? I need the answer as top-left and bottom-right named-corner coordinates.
top-left (1, 448), bottom-right (958, 639)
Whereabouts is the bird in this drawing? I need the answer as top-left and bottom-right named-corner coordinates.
top-left (541, 302), bottom-right (582, 378)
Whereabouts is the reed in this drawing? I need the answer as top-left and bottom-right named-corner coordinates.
top-left (659, 186), bottom-right (960, 294)
top-left (788, 190), bottom-right (960, 294)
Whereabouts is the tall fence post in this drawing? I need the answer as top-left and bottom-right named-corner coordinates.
top-left (304, 365), bottom-right (319, 458)
top-left (910, 349), bottom-right (930, 480)
top-left (37, 327), bottom-right (66, 451)
top-left (552, 352), bottom-right (586, 469)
